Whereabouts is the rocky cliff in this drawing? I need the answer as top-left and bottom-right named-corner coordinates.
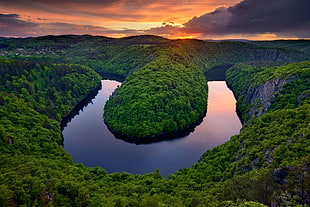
top-left (226, 61), bottom-right (309, 123)
top-left (243, 76), bottom-right (297, 118)
top-left (246, 48), bottom-right (303, 62)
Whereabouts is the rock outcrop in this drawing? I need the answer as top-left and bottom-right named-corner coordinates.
top-left (246, 48), bottom-right (299, 62)
top-left (243, 76), bottom-right (297, 118)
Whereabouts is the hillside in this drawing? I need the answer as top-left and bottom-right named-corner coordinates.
top-left (0, 35), bottom-right (167, 77)
top-left (252, 40), bottom-right (310, 53)
top-left (0, 35), bottom-right (309, 206)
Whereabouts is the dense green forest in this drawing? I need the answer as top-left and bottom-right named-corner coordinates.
top-left (103, 46), bottom-right (208, 138)
top-left (0, 35), bottom-right (309, 206)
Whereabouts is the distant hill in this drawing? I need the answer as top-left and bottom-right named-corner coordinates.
top-left (204, 39), bottom-right (253, 42)
top-left (252, 39), bottom-right (310, 52)
top-left (0, 37), bottom-right (8, 41)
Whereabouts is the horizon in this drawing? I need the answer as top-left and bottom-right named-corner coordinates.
top-left (0, 33), bottom-right (309, 42)
top-left (0, 0), bottom-right (309, 40)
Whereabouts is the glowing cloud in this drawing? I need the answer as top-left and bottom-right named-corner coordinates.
top-left (0, 0), bottom-right (309, 39)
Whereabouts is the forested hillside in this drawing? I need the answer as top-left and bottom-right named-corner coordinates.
top-left (0, 35), bottom-right (309, 206)
top-left (0, 59), bottom-right (101, 154)
top-left (0, 35), bottom-right (166, 77)
top-left (0, 59), bottom-right (102, 120)
top-left (252, 40), bottom-right (310, 53)
top-left (226, 61), bottom-right (310, 122)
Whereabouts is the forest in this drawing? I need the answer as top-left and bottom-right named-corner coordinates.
top-left (103, 46), bottom-right (208, 138)
top-left (0, 35), bottom-right (309, 206)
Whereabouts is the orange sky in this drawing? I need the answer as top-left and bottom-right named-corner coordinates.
top-left (1, 1), bottom-right (238, 24)
top-left (0, 0), bottom-right (309, 39)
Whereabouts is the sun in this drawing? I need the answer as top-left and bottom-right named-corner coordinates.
top-left (174, 35), bottom-right (197, 39)
top-left (169, 31), bottom-right (200, 39)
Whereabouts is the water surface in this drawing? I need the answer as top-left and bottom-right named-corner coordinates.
top-left (63, 80), bottom-right (241, 177)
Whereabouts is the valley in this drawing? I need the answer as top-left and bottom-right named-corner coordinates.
top-left (0, 35), bottom-right (309, 206)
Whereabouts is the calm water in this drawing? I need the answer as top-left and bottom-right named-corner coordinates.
top-left (63, 80), bottom-right (242, 177)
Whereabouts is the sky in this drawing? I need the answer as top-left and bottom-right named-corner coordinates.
top-left (0, 0), bottom-right (309, 40)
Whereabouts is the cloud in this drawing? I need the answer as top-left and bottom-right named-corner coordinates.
top-left (0, 0), bottom-right (120, 7)
top-left (0, 14), bottom-right (38, 36)
top-left (183, 0), bottom-right (310, 38)
top-left (0, 13), bottom-right (142, 37)
top-left (0, 0), bottom-right (241, 24)
top-left (147, 25), bottom-right (181, 36)
top-left (183, 7), bottom-right (231, 35)
top-left (0, 0), bottom-right (150, 23)
top-left (0, 0), bottom-right (309, 39)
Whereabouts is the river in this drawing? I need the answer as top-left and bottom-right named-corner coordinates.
top-left (62, 80), bottom-right (242, 178)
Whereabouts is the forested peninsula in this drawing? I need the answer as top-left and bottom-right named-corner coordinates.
top-left (0, 35), bottom-right (309, 206)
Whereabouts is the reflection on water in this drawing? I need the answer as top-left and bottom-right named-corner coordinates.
top-left (63, 80), bottom-right (242, 178)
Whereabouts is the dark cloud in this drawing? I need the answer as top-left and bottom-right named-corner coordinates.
top-left (184, 0), bottom-right (310, 38)
top-left (0, 13), bottom-right (18, 18)
top-left (0, 14), bottom-right (38, 36)
top-left (147, 25), bottom-right (180, 36)
top-left (183, 7), bottom-right (231, 34)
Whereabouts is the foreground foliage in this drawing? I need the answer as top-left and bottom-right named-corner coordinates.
top-left (0, 59), bottom-right (101, 120)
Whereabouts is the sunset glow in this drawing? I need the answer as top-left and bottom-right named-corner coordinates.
top-left (0, 0), bottom-right (309, 40)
